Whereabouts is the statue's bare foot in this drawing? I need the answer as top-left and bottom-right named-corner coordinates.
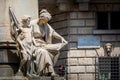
top-left (31, 74), bottom-right (39, 77)
top-left (51, 72), bottom-right (59, 77)
top-left (18, 69), bottom-right (21, 72)
top-left (27, 73), bottom-right (32, 77)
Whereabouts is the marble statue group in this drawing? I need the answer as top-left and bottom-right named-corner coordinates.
top-left (9, 7), bottom-right (68, 77)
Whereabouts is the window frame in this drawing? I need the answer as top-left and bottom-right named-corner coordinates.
top-left (93, 12), bottom-right (120, 34)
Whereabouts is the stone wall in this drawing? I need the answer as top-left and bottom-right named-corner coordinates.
top-left (64, 12), bottom-right (96, 80)
top-left (50, 6), bottom-right (120, 80)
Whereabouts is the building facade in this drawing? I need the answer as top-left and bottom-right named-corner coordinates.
top-left (38, 0), bottom-right (120, 80)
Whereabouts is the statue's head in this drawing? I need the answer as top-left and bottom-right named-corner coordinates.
top-left (38, 9), bottom-right (52, 25)
top-left (105, 43), bottom-right (112, 56)
top-left (21, 15), bottom-right (31, 26)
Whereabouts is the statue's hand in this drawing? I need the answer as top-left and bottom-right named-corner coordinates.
top-left (62, 38), bottom-right (68, 44)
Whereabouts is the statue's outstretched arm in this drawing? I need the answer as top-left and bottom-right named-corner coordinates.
top-left (52, 31), bottom-right (68, 44)
top-left (47, 24), bottom-right (68, 44)
top-left (9, 7), bottom-right (21, 41)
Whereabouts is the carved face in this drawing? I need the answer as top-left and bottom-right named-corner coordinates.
top-left (106, 45), bottom-right (112, 52)
top-left (105, 43), bottom-right (112, 53)
top-left (22, 17), bottom-right (31, 27)
top-left (39, 16), bottom-right (48, 25)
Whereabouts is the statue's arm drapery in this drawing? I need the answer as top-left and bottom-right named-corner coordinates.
top-left (9, 7), bottom-right (21, 41)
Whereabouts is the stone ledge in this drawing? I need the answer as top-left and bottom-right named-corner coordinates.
top-left (0, 76), bottom-right (65, 80)
top-left (93, 30), bottom-right (120, 35)
top-left (0, 76), bottom-right (27, 80)
top-left (28, 76), bottom-right (65, 80)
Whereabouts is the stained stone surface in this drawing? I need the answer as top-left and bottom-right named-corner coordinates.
top-left (0, 76), bottom-right (27, 80)
top-left (0, 42), bottom-right (19, 77)
top-left (28, 76), bottom-right (65, 80)
top-left (0, 76), bottom-right (65, 80)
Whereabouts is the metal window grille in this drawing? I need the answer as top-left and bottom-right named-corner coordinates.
top-left (95, 57), bottom-right (120, 80)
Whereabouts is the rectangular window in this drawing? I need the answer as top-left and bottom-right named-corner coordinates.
top-left (97, 57), bottom-right (120, 80)
top-left (97, 12), bottom-right (120, 30)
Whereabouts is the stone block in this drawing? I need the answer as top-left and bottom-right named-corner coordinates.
top-left (68, 50), bottom-right (86, 58)
top-left (0, 65), bottom-right (18, 77)
top-left (0, 0), bottom-right (5, 26)
top-left (77, 28), bottom-right (93, 34)
top-left (69, 42), bottom-right (77, 49)
top-left (0, 27), bottom-right (13, 41)
top-left (79, 74), bottom-right (95, 80)
top-left (86, 58), bottom-right (94, 65)
top-left (69, 35), bottom-right (78, 42)
top-left (86, 50), bottom-right (97, 57)
top-left (56, 28), bottom-right (68, 35)
top-left (85, 20), bottom-right (95, 26)
top-left (67, 74), bottom-right (78, 80)
top-left (117, 35), bottom-right (120, 41)
top-left (78, 12), bottom-right (94, 19)
top-left (0, 49), bottom-right (19, 63)
top-left (114, 42), bottom-right (120, 46)
top-left (78, 58), bottom-right (93, 65)
top-left (70, 28), bottom-right (78, 34)
top-left (79, 3), bottom-right (89, 11)
top-left (67, 58), bottom-right (78, 66)
top-left (101, 35), bottom-right (117, 41)
top-left (0, 50), bottom-right (5, 62)
top-left (51, 21), bottom-right (67, 29)
top-left (86, 66), bottom-right (95, 73)
top-left (58, 3), bottom-right (70, 11)
top-left (69, 20), bottom-right (85, 26)
top-left (69, 12), bottom-right (78, 19)
top-left (68, 66), bottom-right (85, 73)
top-left (111, 47), bottom-right (120, 56)
top-left (52, 13), bottom-right (68, 22)
top-left (0, 27), bottom-right (6, 33)
top-left (0, 76), bottom-right (27, 80)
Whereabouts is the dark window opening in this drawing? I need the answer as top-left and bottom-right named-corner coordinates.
top-left (97, 12), bottom-right (120, 30)
top-left (97, 12), bottom-right (108, 29)
top-left (111, 12), bottom-right (120, 29)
